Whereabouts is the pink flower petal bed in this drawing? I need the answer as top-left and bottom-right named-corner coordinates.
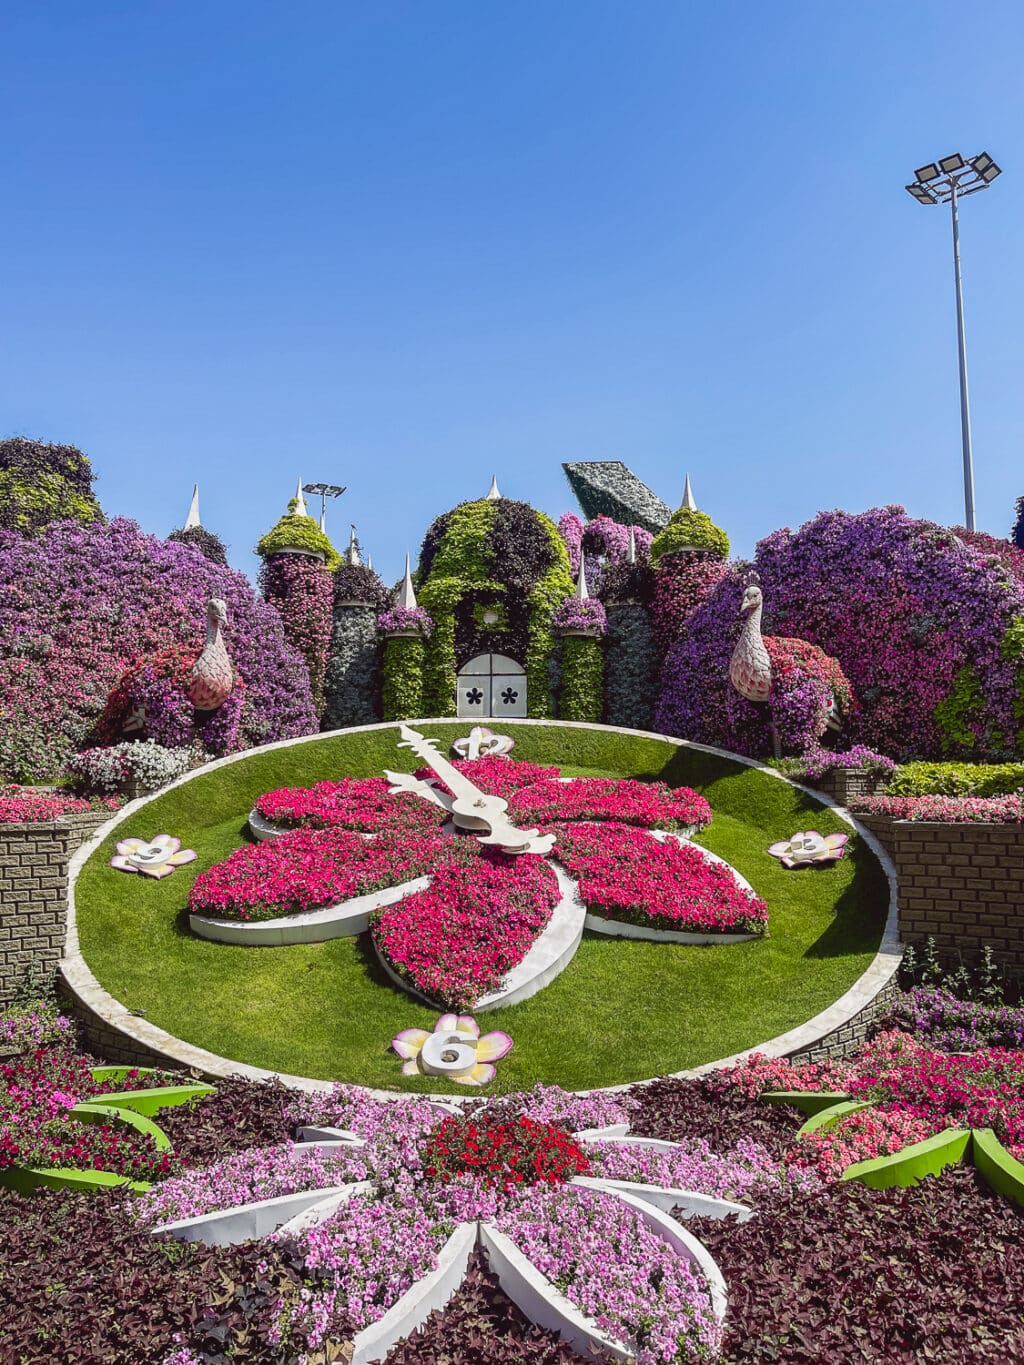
top-left (187, 828), bottom-right (460, 922)
top-left (255, 777), bottom-right (446, 836)
top-left (371, 852), bottom-right (561, 1010)
top-left (552, 822), bottom-right (768, 935)
top-left (509, 776), bottom-right (712, 833)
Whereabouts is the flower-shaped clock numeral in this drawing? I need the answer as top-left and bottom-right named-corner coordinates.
top-left (392, 1013), bottom-right (513, 1085)
top-left (111, 835), bottom-right (198, 879)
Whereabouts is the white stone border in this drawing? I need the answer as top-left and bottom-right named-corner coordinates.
top-left (60, 718), bottom-right (900, 1098)
top-left (373, 862), bottom-right (586, 1014)
top-left (190, 876), bottom-right (431, 946)
top-left (148, 1180), bottom-right (373, 1246)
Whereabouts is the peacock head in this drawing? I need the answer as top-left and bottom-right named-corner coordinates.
top-left (207, 598), bottom-right (229, 627)
top-left (739, 579), bottom-right (763, 616)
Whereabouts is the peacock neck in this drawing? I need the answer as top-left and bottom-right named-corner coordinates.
top-left (741, 603), bottom-right (763, 646)
top-left (205, 617), bottom-right (222, 651)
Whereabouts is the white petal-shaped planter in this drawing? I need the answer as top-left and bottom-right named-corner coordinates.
top-left (149, 1181), bottom-right (372, 1246)
top-left (248, 807), bottom-right (289, 841)
top-left (350, 1221), bottom-right (477, 1365)
top-left (190, 876), bottom-right (430, 946)
top-left (296, 1125), bottom-right (366, 1145)
top-left (601, 1186), bottom-right (728, 1323)
top-left (274, 1181), bottom-right (376, 1238)
top-left (573, 1174), bottom-right (753, 1222)
top-left (374, 864), bottom-right (587, 1014)
top-left (478, 1222), bottom-right (634, 1363)
top-left (573, 1123), bottom-right (631, 1140)
top-left (583, 835), bottom-right (762, 944)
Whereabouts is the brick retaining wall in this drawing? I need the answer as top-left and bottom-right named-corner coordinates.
top-left (0, 821), bottom-right (71, 1003)
top-left (812, 768), bottom-right (889, 807)
top-left (789, 971), bottom-right (901, 1063)
top-left (853, 815), bottom-right (1024, 973)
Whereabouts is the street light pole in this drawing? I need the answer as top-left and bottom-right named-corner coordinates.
top-left (949, 180), bottom-right (975, 531)
top-left (905, 151), bottom-right (1002, 533)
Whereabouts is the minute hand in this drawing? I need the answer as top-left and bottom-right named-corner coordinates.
top-left (396, 724), bottom-right (506, 811)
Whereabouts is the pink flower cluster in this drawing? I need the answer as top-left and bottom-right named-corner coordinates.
top-left (371, 851), bottom-right (561, 1009)
top-left (849, 792), bottom-right (1023, 823)
top-left (0, 784), bottom-right (119, 824)
top-left (553, 822), bottom-right (768, 934)
top-left (413, 755), bottom-right (561, 800)
top-left (256, 778), bottom-right (445, 836)
top-left (188, 828), bottom-right (455, 922)
top-left (785, 1107), bottom-right (935, 1180)
top-left (509, 777), bottom-right (711, 833)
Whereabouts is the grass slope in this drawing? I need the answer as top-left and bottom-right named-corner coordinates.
top-left (74, 722), bottom-right (888, 1092)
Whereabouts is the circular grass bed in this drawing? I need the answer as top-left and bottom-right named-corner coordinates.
top-left (72, 721), bottom-right (889, 1093)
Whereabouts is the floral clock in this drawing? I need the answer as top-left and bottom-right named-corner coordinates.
top-left (185, 729), bottom-right (769, 1017)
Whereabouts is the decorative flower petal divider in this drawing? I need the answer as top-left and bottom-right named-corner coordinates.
top-left (762, 1090), bottom-right (1024, 1207)
top-left (138, 1111), bottom-right (736, 1365)
top-left (0, 1066), bottom-right (214, 1195)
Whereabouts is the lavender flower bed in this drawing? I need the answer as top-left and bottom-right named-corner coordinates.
top-left (885, 987), bottom-right (1024, 1052)
top-left (591, 1136), bottom-right (820, 1201)
top-left (0, 1003), bottom-right (74, 1052)
top-left (132, 1142), bottom-right (370, 1226)
top-left (495, 1184), bottom-right (721, 1364)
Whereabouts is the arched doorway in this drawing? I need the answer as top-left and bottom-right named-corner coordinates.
top-left (456, 653), bottom-right (527, 718)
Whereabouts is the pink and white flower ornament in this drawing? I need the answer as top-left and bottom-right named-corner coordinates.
top-left (451, 726), bottom-right (514, 760)
top-left (391, 1013), bottom-right (513, 1085)
top-left (767, 830), bottom-right (849, 868)
top-left (110, 835), bottom-right (198, 879)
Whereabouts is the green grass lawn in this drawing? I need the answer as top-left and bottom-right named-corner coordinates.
top-left (74, 722), bottom-right (888, 1093)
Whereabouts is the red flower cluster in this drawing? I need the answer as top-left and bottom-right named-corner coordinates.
top-left (371, 851), bottom-right (560, 1009)
top-left (0, 1049), bottom-right (178, 1181)
top-left (412, 756), bottom-right (561, 801)
top-left (189, 828), bottom-right (459, 922)
top-left (420, 1113), bottom-right (591, 1190)
top-left (509, 777), bottom-right (711, 833)
top-left (256, 778), bottom-right (446, 836)
top-left (552, 822), bottom-right (768, 934)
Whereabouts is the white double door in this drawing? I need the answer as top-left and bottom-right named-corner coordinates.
top-left (456, 653), bottom-right (527, 718)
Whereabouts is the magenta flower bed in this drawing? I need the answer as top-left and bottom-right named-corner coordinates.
top-left (553, 822), bottom-right (768, 934)
top-left (371, 852), bottom-right (561, 1009)
top-left (413, 756), bottom-right (562, 800)
top-left (849, 792), bottom-right (1023, 823)
top-left (0, 784), bottom-right (119, 824)
top-left (509, 777), bottom-right (712, 833)
top-left (188, 828), bottom-right (455, 922)
top-left (255, 777), bottom-right (446, 836)
top-left (495, 1183), bottom-right (721, 1364)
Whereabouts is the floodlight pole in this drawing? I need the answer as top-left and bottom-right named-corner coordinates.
top-left (949, 181), bottom-right (976, 532)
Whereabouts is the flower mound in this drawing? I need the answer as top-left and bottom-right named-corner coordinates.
top-left (188, 828), bottom-right (452, 922)
top-left (554, 822), bottom-right (768, 934)
top-left (255, 777), bottom-right (446, 836)
top-left (421, 1114), bottom-right (592, 1190)
top-left (371, 852), bottom-right (560, 1010)
top-left (509, 777), bottom-right (712, 833)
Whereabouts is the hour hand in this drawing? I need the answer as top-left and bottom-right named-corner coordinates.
top-left (383, 770), bottom-right (453, 812)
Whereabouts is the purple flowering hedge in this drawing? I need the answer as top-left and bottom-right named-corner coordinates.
top-left (656, 506), bottom-right (1024, 761)
top-left (0, 517), bottom-right (317, 783)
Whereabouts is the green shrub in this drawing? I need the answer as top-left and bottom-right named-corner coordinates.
top-left (382, 634), bottom-right (425, 720)
top-left (558, 635), bottom-right (603, 721)
top-left (650, 508), bottom-right (729, 564)
top-left (255, 502), bottom-right (341, 570)
top-left (0, 437), bottom-right (103, 535)
top-left (886, 760), bottom-right (1024, 798)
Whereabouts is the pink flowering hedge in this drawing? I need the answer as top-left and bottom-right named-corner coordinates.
top-left (188, 828), bottom-right (454, 922)
top-left (0, 784), bottom-right (120, 824)
top-left (552, 821), bottom-right (767, 934)
top-left (849, 792), bottom-right (1023, 823)
top-left (509, 777), bottom-right (711, 833)
top-left (371, 851), bottom-right (560, 1009)
top-left (255, 778), bottom-right (446, 836)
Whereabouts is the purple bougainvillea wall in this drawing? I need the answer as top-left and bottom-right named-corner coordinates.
top-left (0, 518), bottom-right (318, 782)
top-left (655, 507), bottom-right (1024, 761)
top-left (258, 554), bottom-right (333, 717)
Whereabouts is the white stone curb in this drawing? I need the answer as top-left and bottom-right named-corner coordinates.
top-left (190, 876), bottom-right (431, 946)
top-left (147, 1181), bottom-right (371, 1247)
top-left (60, 719), bottom-right (900, 1100)
top-left (350, 1221), bottom-right (477, 1365)
top-left (478, 1222), bottom-right (634, 1363)
top-left (573, 1173), bottom-right (753, 1221)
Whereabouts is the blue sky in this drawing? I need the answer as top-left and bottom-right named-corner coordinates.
top-left (2, 2), bottom-right (1021, 580)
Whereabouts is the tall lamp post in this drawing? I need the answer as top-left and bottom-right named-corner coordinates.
top-left (303, 482), bottom-right (346, 533)
top-left (905, 152), bottom-right (1002, 532)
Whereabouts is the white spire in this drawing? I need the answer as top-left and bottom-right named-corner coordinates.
top-left (574, 558), bottom-right (590, 601)
top-left (682, 473), bottom-right (697, 511)
top-left (485, 474), bottom-right (501, 500)
top-left (293, 478), bottom-right (308, 517)
top-left (626, 526), bottom-right (636, 564)
top-left (346, 524), bottom-right (361, 566)
top-left (319, 509), bottom-right (326, 533)
top-left (184, 484), bottom-right (201, 529)
top-left (398, 553), bottom-right (418, 609)
top-left (366, 551), bottom-right (373, 572)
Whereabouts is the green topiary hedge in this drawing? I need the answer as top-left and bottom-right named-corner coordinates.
top-left (382, 634), bottom-right (425, 720)
top-left (886, 760), bottom-right (1024, 798)
top-left (558, 635), bottom-right (604, 721)
top-left (0, 436), bottom-right (104, 536)
top-left (255, 501), bottom-right (341, 570)
top-left (650, 507), bottom-right (729, 563)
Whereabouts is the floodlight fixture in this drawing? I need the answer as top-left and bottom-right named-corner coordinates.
top-left (302, 482), bottom-right (346, 529)
top-left (904, 150), bottom-right (1003, 532)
